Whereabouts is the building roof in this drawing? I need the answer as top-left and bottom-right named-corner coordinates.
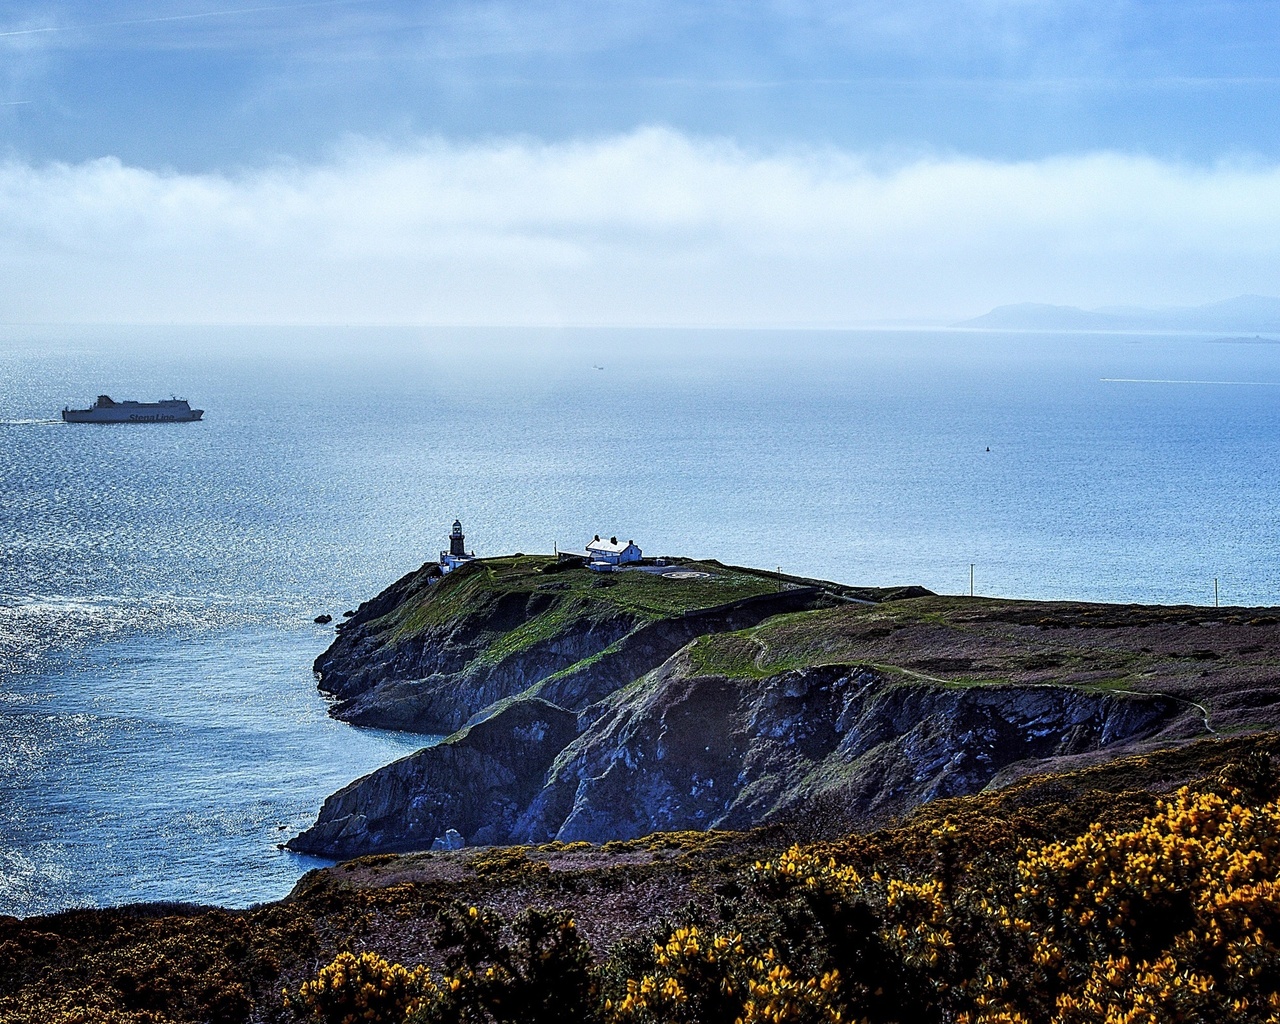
top-left (586, 536), bottom-right (639, 553)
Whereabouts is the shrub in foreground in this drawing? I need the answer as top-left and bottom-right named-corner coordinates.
top-left (291, 768), bottom-right (1280, 1024)
top-left (284, 951), bottom-right (431, 1024)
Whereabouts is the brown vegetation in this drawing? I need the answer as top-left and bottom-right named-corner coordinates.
top-left (4, 734), bottom-right (1279, 1023)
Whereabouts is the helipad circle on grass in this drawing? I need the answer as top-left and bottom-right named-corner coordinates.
top-left (662, 570), bottom-right (712, 579)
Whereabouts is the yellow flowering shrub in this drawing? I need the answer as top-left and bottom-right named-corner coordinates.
top-left (284, 951), bottom-right (434, 1024)
top-left (406, 905), bottom-right (599, 1024)
top-left (285, 764), bottom-right (1280, 1024)
top-left (751, 785), bottom-right (1280, 1023)
top-left (749, 842), bottom-right (962, 1019)
top-left (1013, 786), bottom-right (1280, 1023)
top-left (606, 925), bottom-right (842, 1024)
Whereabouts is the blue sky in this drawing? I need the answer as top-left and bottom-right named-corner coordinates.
top-left (1, 1), bottom-right (1280, 324)
top-left (6, 0), bottom-right (1280, 168)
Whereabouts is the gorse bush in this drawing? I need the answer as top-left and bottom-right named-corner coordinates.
top-left (284, 951), bottom-right (431, 1024)
top-left (746, 781), bottom-right (1280, 1023)
top-left (1015, 786), bottom-right (1280, 1022)
top-left (291, 771), bottom-right (1280, 1024)
top-left (606, 926), bottom-right (840, 1024)
top-left (407, 905), bottom-right (599, 1024)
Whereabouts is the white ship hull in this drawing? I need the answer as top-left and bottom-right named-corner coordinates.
top-left (62, 396), bottom-right (203, 423)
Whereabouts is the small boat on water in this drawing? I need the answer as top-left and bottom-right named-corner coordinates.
top-left (62, 395), bottom-right (204, 423)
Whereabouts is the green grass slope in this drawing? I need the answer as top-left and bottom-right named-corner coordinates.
top-left (685, 595), bottom-right (1280, 735)
top-left (312, 555), bottom-right (914, 733)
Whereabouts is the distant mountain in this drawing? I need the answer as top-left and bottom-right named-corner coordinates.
top-left (957, 294), bottom-right (1280, 333)
top-left (957, 303), bottom-right (1129, 330)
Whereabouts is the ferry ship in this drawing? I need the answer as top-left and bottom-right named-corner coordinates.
top-left (62, 395), bottom-right (204, 423)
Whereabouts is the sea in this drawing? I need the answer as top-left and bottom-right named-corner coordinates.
top-left (3, 324), bottom-right (1280, 918)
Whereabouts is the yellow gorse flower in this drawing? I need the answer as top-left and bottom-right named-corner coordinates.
top-left (284, 783), bottom-right (1280, 1024)
top-left (283, 951), bottom-right (434, 1024)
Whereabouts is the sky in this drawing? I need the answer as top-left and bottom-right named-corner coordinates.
top-left (2, 0), bottom-right (1280, 325)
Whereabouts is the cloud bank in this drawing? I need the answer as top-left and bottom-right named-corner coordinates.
top-left (1, 128), bottom-right (1279, 326)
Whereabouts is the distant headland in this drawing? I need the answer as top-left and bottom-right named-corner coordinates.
top-left (956, 293), bottom-right (1280, 332)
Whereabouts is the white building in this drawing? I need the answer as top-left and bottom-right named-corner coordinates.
top-left (585, 535), bottom-right (642, 565)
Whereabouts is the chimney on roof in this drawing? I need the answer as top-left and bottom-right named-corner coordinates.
top-left (628, 540), bottom-right (633, 545)
top-left (610, 536), bottom-right (617, 544)
top-left (594, 534), bottom-right (600, 541)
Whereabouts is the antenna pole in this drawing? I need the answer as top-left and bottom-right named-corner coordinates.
top-left (970, 564), bottom-right (974, 597)
top-left (1215, 578), bottom-right (1219, 608)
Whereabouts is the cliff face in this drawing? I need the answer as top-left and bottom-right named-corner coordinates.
top-left (288, 697), bottom-right (580, 857)
top-left (314, 562), bottom-right (632, 733)
top-left (292, 558), bottom-right (1275, 860)
top-left (530, 659), bottom-right (1182, 842)
top-left (288, 654), bottom-right (1182, 858)
top-left (320, 614), bottom-right (635, 733)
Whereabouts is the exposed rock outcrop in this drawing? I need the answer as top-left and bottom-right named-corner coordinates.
top-left (289, 655), bottom-right (1183, 857)
top-left (431, 829), bottom-right (465, 852)
top-left (323, 615), bottom-right (634, 733)
top-left (526, 661), bottom-right (1182, 842)
top-left (288, 697), bottom-right (578, 858)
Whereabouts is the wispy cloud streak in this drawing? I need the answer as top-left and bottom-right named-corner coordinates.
top-left (0, 0), bottom-right (369, 38)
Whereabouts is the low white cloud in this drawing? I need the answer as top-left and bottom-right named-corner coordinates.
top-left (1, 128), bottom-right (1279, 325)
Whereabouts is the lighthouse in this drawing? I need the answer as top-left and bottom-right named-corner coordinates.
top-left (439, 519), bottom-right (476, 574)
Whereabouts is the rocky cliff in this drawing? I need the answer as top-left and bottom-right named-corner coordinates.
top-left (289, 696), bottom-right (580, 856)
top-left (286, 559), bottom-right (1262, 860)
top-left (290, 653), bottom-right (1181, 858)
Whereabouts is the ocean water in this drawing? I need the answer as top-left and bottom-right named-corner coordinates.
top-left (3, 324), bottom-right (1280, 917)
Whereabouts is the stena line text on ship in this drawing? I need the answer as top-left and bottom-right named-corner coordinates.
top-left (61, 395), bottom-right (204, 423)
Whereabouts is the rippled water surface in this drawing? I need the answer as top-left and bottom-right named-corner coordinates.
top-left (3, 325), bottom-right (1280, 916)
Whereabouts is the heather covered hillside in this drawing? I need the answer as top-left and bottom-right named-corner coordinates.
top-left (4, 736), bottom-right (1280, 1023)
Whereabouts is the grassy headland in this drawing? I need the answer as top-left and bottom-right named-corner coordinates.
top-left (386, 556), bottom-right (791, 644)
top-left (309, 554), bottom-right (905, 735)
top-left (297, 561), bottom-right (1280, 859)
top-left (684, 595), bottom-right (1280, 735)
